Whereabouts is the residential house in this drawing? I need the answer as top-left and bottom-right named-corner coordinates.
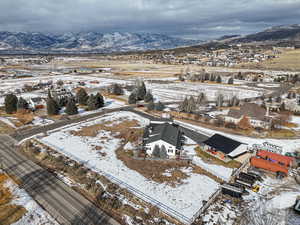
top-left (143, 123), bottom-right (183, 158)
top-left (223, 103), bottom-right (271, 129)
top-left (202, 134), bottom-right (248, 161)
top-left (50, 88), bottom-right (73, 100)
top-left (28, 97), bottom-right (45, 110)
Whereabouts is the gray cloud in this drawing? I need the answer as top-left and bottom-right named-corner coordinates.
top-left (0, 0), bottom-right (300, 39)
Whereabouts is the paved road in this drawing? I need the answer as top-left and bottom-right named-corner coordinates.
top-left (10, 106), bottom-right (133, 142)
top-left (0, 135), bottom-right (120, 225)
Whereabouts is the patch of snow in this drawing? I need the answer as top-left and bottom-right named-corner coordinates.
top-left (4, 180), bottom-right (58, 225)
top-left (0, 117), bottom-right (16, 128)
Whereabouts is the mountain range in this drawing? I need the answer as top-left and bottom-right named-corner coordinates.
top-left (0, 32), bottom-right (199, 53)
top-left (225, 24), bottom-right (300, 43)
top-left (0, 24), bottom-right (299, 54)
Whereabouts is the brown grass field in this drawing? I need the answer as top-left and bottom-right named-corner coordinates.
top-left (0, 173), bottom-right (27, 225)
top-left (239, 49), bottom-right (300, 71)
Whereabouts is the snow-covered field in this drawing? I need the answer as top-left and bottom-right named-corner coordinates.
top-left (182, 138), bottom-right (233, 181)
top-left (2, 172), bottom-right (58, 225)
top-left (146, 81), bottom-right (268, 102)
top-left (39, 111), bottom-right (219, 222)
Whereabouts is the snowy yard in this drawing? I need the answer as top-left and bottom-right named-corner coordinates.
top-left (39, 111), bottom-right (219, 222)
top-left (182, 138), bottom-right (233, 182)
top-left (146, 81), bottom-right (269, 102)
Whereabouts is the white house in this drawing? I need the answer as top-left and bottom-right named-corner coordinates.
top-left (28, 97), bottom-right (45, 110)
top-left (223, 103), bottom-right (271, 129)
top-left (143, 123), bottom-right (183, 158)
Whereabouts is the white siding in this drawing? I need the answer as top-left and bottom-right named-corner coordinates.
top-left (145, 140), bottom-right (176, 157)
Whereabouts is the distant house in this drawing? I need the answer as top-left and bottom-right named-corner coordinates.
top-left (28, 97), bottom-right (45, 110)
top-left (143, 123), bottom-right (183, 158)
top-left (203, 134), bottom-right (248, 161)
top-left (50, 88), bottom-right (73, 100)
top-left (223, 103), bottom-right (271, 129)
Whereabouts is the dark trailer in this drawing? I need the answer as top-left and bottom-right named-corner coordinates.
top-left (235, 176), bottom-right (255, 188)
top-left (239, 172), bottom-right (258, 182)
top-left (221, 183), bottom-right (244, 198)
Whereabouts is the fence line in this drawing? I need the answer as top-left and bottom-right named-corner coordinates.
top-left (190, 188), bottom-right (221, 223)
top-left (36, 138), bottom-right (192, 224)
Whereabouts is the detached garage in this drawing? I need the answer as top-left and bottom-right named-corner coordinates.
top-left (203, 134), bottom-right (248, 161)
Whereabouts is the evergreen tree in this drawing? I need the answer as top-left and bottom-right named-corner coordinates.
top-left (87, 94), bottom-right (104, 111)
top-left (95, 93), bottom-right (105, 108)
top-left (196, 93), bottom-right (206, 105)
top-left (128, 92), bottom-right (137, 104)
top-left (56, 80), bottom-right (64, 86)
top-left (160, 145), bottom-right (168, 159)
top-left (179, 97), bottom-right (188, 112)
top-left (136, 81), bottom-right (147, 100)
top-left (65, 98), bottom-right (78, 115)
top-left (152, 145), bottom-right (160, 158)
top-left (57, 96), bottom-right (68, 108)
top-left (228, 77), bottom-right (234, 84)
top-left (216, 75), bottom-right (222, 83)
top-left (147, 101), bottom-right (155, 111)
top-left (111, 83), bottom-right (124, 95)
top-left (230, 96), bottom-right (239, 107)
top-left (155, 101), bottom-right (165, 111)
top-left (76, 88), bottom-right (89, 105)
top-left (46, 97), bottom-right (59, 115)
top-left (47, 89), bottom-right (52, 98)
top-left (144, 91), bottom-right (154, 103)
top-left (4, 94), bottom-right (18, 114)
top-left (17, 97), bottom-right (29, 111)
top-left (186, 96), bottom-right (196, 113)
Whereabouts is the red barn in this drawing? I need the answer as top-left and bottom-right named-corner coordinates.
top-left (257, 150), bottom-right (294, 167)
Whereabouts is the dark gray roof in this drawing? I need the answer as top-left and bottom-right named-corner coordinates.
top-left (144, 123), bottom-right (182, 149)
top-left (203, 133), bottom-right (242, 154)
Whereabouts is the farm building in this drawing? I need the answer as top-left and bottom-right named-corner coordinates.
top-left (256, 150), bottom-right (295, 167)
top-left (143, 123), bottom-right (184, 158)
top-left (202, 134), bottom-right (248, 161)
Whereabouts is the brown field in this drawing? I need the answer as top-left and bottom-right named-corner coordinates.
top-left (0, 121), bottom-right (15, 135)
top-left (239, 49), bottom-right (300, 71)
top-left (116, 147), bottom-right (223, 186)
top-left (195, 146), bottom-right (242, 169)
top-left (0, 173), bottom-right (27, 225)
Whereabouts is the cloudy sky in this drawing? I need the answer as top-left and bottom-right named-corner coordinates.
top-left (1, 0), bottom-right (300, 40)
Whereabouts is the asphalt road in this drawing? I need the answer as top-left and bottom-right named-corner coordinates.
top-left (10, 106), bottom-right (133, 142)
top-left (0, 135), bottom-right (120, 225)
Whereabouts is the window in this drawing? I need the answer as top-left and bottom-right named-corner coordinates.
top-left (168, 149), bottom-right (173, 153)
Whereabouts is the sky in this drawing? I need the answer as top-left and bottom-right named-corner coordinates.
top-left (1, 0), bottom-right (300, 40)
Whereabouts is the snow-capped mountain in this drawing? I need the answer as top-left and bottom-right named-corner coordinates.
top-left (0, 31), bottom-right (199, 53)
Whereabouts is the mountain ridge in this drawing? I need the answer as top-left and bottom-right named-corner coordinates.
top-left (0, 31), bottom-right (200, 53)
